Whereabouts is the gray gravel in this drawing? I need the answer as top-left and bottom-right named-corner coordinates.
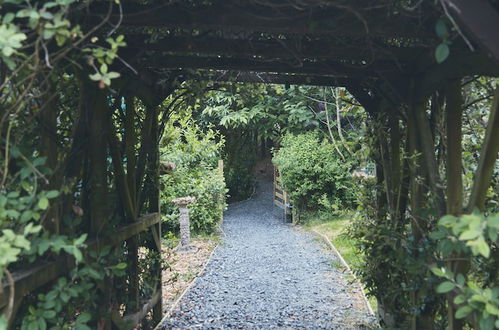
top-left (159, 181), bottom-right (374, 329)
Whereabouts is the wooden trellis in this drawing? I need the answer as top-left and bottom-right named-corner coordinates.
top-left (3, 1), bottom-right (499, 329)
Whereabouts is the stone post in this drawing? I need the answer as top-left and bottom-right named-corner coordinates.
top-left (172, 196), bottom-right (196, 252)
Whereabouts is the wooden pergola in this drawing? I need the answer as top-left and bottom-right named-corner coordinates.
top-left (3, 0), bottom-right (499, 328)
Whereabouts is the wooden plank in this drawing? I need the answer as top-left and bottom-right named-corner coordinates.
top-left (148, 55), bottom-right (390, 79)
top-left (0, 213), bottom-right (160, 309)
top-left (138, 36), bottom-right (420, 63)
top-left (275, 191), bottom-right (284, 200)
top-left (274, 200), bottom-right (286, 209)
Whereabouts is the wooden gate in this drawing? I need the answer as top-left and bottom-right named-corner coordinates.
top-left (273, 167), bottom-right (292, 220)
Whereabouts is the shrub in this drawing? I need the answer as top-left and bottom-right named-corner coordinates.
top-left (160, 116), bottom-right (227, 235)
top-left (272, 132), bottom-right (354, 212)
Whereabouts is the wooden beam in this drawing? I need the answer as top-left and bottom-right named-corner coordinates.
top-left (135, 36), bottom-right (423, 63)
top-left (443, 0), bottom-right (499, 65)
top-left (0, 213), bottom-right (160, 310)
top-left (104, 2), bottom-right (432, 39)
top-left (147, 55), bottom-right (394, 78)
top-left (188, 71), bottom-right (354, 87)
top-left (416, 51), bottom-right (499, 96)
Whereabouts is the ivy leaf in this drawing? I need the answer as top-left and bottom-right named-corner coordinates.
top-left (435, 43), bottom-right (450, 64)
top-left (436, 281), bottom-right (455, 293)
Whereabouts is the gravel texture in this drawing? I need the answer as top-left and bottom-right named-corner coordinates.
top-left (159, 181), bottom-right (374, 329)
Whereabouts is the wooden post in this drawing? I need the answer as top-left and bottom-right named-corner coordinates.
top-left (124, 95), bottom-right (140, 312)
top-left (40, 87), bottom-right (60, 234)
top-left (444, 80), bottom-right (465, 330)
top-left (148, 105), bottom-right (163, 325)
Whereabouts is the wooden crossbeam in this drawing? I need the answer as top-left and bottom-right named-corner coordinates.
top-left (186, 71), bottom-right (355, 87)
top-left (135, 36), bottom-right (423, 63)
top-left (147, 55), bottom-right (395, 78)
top-left (0, 213), bottom-right (160, 310)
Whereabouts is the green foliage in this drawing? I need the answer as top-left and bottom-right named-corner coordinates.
top-left (272, 132), bottom-right (354, 212)
top-left (434, 17), bottom-right (451, 63)
top-left (18, 245), bottom-right (127, 329)
top-left (431, 212), bottom-right (499, 329)
top-left (160, 115), bottom-right (227, 235)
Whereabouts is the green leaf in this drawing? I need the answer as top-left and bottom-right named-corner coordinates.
top-left (485, 303), bottom-right (499, 316)
top-left (456, 274), bottom-right (465, 286)
top-left (431, 267), bottom-right (447, 278)
top-left (73, 234), bottom-right (87, 246)
top-left (114, 262), bottom-right (127, 270)
top-left (435, 43), bottom-right (450, 64)
top-left (38, 197), bottom-right (49, 210)
top-left (476, 239), bottom-right (490, 258)
top-left (3, 13), bottom-right (15, 24)
top-left (455, 306), bottom-right (473, 319)
top-left (459, 229), bottom-right (480, 240)
top-left (436, 281), bottom-right (455, 293)
top-left (454, 295), bottom-right (465, 305)
top-left (42, 310), bottom-right (56, 319)
top-left (435, 19), bottom-right (449, 39)
top-left (73, 248), bottom-right (83, 263)
top-left (0, 316), bottom-right (7, 330)
top-left (76, 312), bottom-right (92, 323)
top-left (46, 190), bottom-right (59, 199)
top-left (75, 325), bottom-right (92, 330)
top-left (438, 215), bottom-right (457, 227)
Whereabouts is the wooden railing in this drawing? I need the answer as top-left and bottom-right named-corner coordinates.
top-left (0, 213), bottom-right (162, 327)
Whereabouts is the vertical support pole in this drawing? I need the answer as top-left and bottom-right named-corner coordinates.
top-left (82, 77), bottom-right (111, 329)
top-left (40, 87), bottom-right (60, 234)
top-left (444, 80), bottom-right (465, 330)
top-left (445, 80), bottom-right (464, 215)
top-left (148, 105), bottom-right (163, 325)
top-left (124, 95), bottom-right (140, 312)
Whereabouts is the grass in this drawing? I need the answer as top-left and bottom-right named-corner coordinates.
top-left (302, 210), bottom-right (378, 312)
top-left (303, 211), bottom-right (362, 268)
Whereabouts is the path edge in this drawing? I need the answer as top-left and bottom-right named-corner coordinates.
top-left (154, 241), bottom-right (220, 329)
top-left (310, 229), bottom-right (376, 317)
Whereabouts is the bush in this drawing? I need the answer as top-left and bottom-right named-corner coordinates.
top-left (272, 132), bottom-right (354, 212)
top-left (160, 116), bottom-right (227, 235)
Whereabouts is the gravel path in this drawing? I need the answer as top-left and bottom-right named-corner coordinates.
top-left (159, 181), bottom-right (374, 329)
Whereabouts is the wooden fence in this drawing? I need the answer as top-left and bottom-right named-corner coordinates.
top-left (273, 167), bottom-right (292, 221)
top-left (0, 212), bottom-right (163, 328)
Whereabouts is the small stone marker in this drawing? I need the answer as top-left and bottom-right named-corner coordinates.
top-left (172, 196), bottom-right (197, 253)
